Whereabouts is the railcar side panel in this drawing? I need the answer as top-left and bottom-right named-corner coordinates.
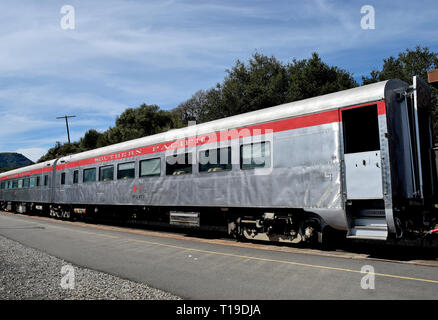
top-left (52, 123), bottom-right (341, 207)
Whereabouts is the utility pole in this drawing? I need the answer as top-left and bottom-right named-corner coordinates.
top-left (56, 115), bottom-right (76, 144)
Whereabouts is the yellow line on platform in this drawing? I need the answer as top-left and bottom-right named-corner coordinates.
top-left (125, 238), bottom-right (438, 285)
top-left (1, 211), bottom-right (438, 285)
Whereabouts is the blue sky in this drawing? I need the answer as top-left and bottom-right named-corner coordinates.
top-left (0, 0), bottom-right (437, 162)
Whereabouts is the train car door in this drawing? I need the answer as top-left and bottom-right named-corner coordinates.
top-left (341, 104), bottom-right (383, 200)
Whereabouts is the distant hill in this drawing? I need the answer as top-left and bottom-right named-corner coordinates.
top-left (0, 153), bottom-right (34, 173)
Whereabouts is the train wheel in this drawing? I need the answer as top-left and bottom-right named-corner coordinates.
top-left (301, 218), bottom-right (321, 245)
top-left (62, 208), bottom-right (71, 220)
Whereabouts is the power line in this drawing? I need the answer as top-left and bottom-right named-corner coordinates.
top-left (56, 115), bottom-right (76, 144)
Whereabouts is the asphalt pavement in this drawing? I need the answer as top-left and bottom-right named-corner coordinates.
top-left (1, 211), bottom-right (437, 300)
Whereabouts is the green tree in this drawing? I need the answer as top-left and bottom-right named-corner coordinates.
top-left (173, 52), bottom-right (357, 124)
top-left (286, 52), bottom-right (358, 101)
top-left (114, 104), bottom-right (174, 141)
top-left (38, 141), bottom-right (81, 162)
top-left (173, 90), bottom-right (210, 124)
top-left (362, 46), bottom-right (438, 84)
top-left (209, 53), bottom-right (289, 120)
top-left (79, 129), bottom-right (103, 151)
top-left (362, 46), bottom-right (438, 140)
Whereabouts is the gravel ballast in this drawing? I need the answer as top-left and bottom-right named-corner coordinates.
top-left (0, 235), bottom-right (181, 300)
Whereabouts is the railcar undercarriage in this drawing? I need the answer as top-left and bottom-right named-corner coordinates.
top-left (227, 212), bottom-right (324, 244)
top-left (0, 200), bottom-right (328, 244)
top-left (1, 200), bottom-right (438, 247)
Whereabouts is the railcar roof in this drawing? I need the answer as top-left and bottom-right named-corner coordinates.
top-left (0, 159), bottom-right (56, 178)
top-left (59, 80), bottom-right (399, 163)
top-left (1, 79), bottom-right (407, 175)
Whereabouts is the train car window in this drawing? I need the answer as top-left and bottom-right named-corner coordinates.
top-left (18, 179), bottom-right (23, 189)
top-left (199, 147), bottom-right (232, 173)
top-left (342, 105), bottom-right (380, 154)
top-left (166, 152), bottom-right (192, 176)
top-left (83, 168), bottom-right (96, 183)
top-left (44, 175), bottom-right (49, 186)
top-left (24, 178), bottom-right (30, 188)
top-left (117, 162), bottom-right (135, 180)
top-left (99, 165), bottom-right (114, 182)
top-left (36, 176), bottom-right (41, 187)
top-left (0, 182), bottom-right (4, 189)
top-left (73, 170), bottom-right (79, 184)
top-left (30, 177), bottom-right (36, 188)
top-left (8, 181), bottom-right (12, 189)
top-left (240, 141), bottom-right (271, 170)
top-left (140, 158), bottom-right (161, 177)
top-left (61, 172), bottom-right (66, 185)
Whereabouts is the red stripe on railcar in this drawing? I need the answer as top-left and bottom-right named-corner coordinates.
top-left (1, 100), bottom-right (386, 178)
top-left (0, 166), bottom-right (52, 181)
top-left (56, 108), bottom-right (341, 171)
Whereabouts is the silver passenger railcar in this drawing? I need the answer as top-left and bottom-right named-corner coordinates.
top-left (1, 77), bottom-right (437, 244)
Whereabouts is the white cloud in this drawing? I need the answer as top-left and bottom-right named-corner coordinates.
top-left (0, 84), bottom-right (127, 117)
top-left (0, 114), bottom-right (55, 137)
